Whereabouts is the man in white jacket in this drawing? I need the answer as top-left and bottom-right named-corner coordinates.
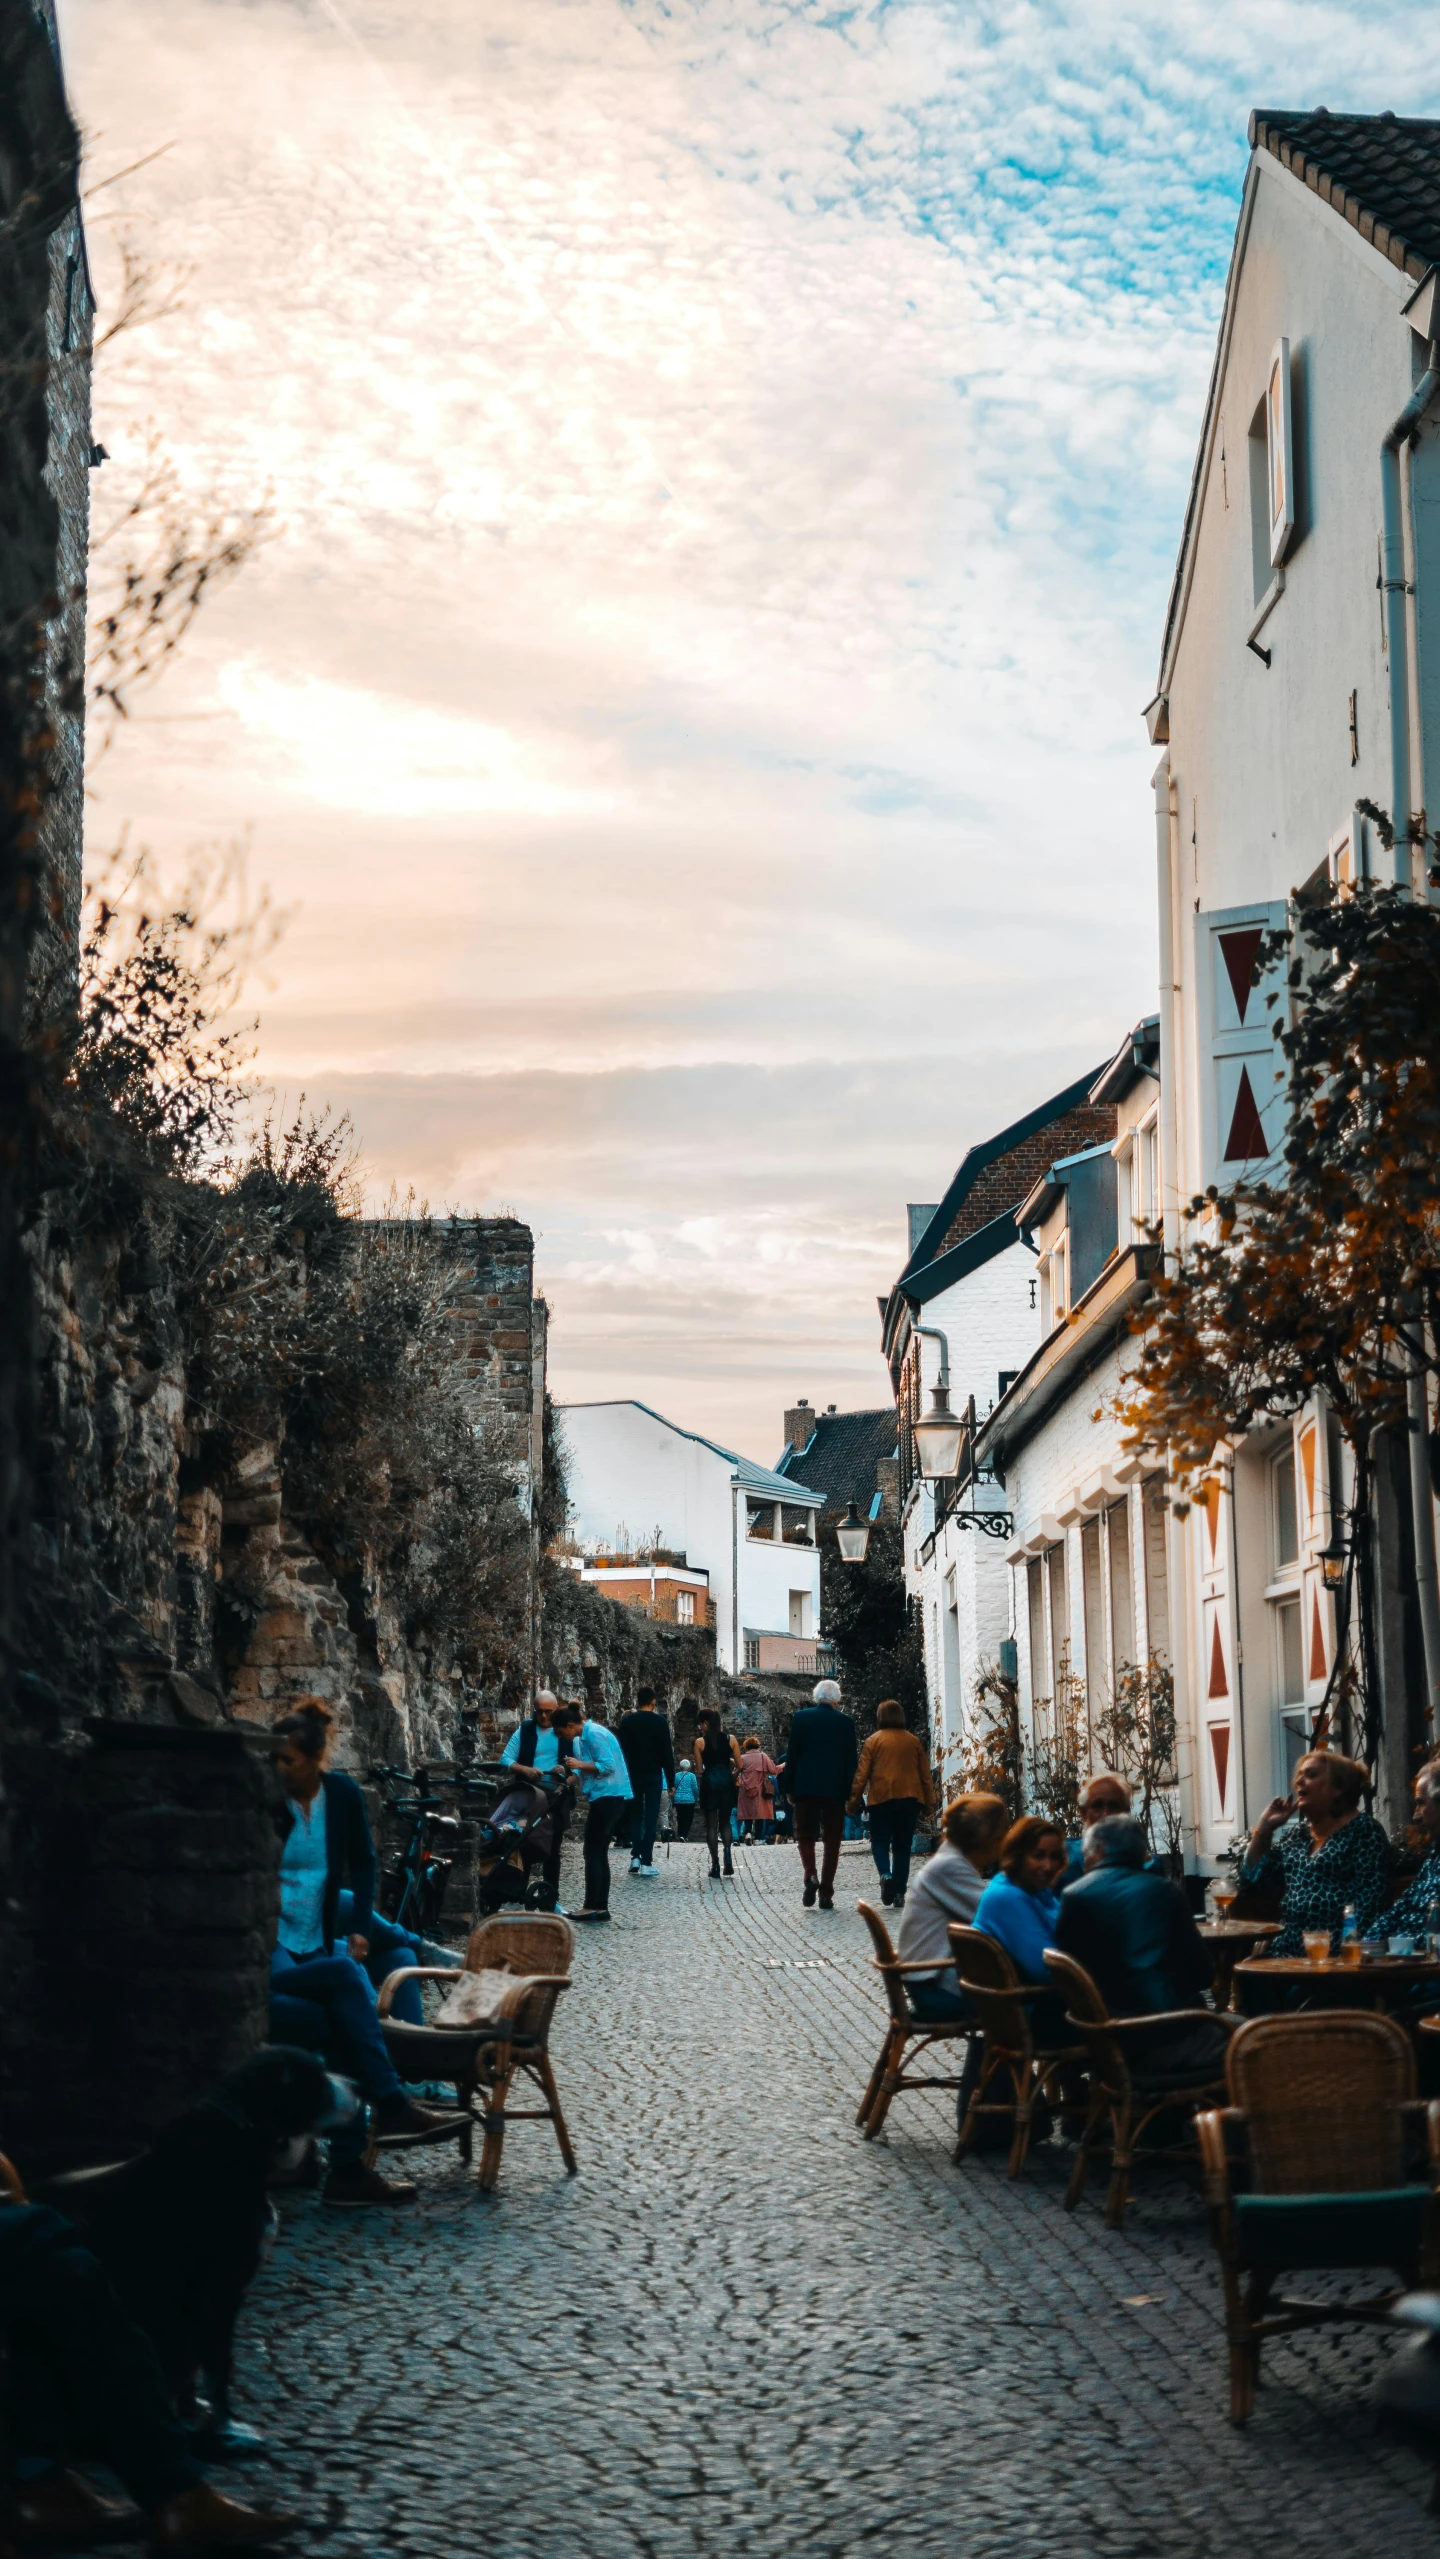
top-left (896, 1794), bottom-right (1010, 2023)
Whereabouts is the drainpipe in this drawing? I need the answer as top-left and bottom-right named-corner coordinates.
top-left (1382, 346), bottom-right (1440, 1710)
top-left (1153, 753), bottom-right (1181, 1259)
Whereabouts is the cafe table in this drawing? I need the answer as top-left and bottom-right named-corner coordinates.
top-left (1196, 1918), bottom-right (1280, 2010)
top-left (1234, 1951), bottom-right (1440, 2014)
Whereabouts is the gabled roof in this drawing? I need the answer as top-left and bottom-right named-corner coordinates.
top-left (1154, 109), bottom-right (1440, 704)
top-left (559, 1399), bottom-right (823, 1507)
top-left (1250, 110), bottom-right (1440, 280)
top-left (775, 1407), bottom-right (897, 1515)
top-left (1016, 1142), bottom-right (1115, 1236)
top-left (900, 1069), bottom-right (1108, 1281)
top-left (898, 1206), bottom-right (1033, 1307)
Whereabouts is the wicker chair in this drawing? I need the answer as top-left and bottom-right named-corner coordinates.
top-left (949, 1926), bottom-right (1086, 2179)
top-left (377, 1913), bottom-right (577, 2192)
top-left (855, 1901), bottom-right (972, 2141)
top-left (1042, 1948), bottom-right (1233, 2228)
top-left (1196, 2012), bottom-right (1440, 2423)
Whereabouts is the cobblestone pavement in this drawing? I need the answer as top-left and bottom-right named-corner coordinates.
top-left (237, 1840), bottom-right (1437, 2558)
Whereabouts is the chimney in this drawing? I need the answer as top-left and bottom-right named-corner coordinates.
top-left (784, 1397), bottom-right (813, 1452)
top-left (908, 1203), bottom-right (939, 1257)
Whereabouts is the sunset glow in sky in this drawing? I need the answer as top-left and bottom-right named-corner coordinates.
top-left (60, 0), bottom-right (1440, 1459)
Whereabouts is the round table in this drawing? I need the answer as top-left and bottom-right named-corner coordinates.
top-left (1197, 1919), bottom-right (1281, 2010)
top-left (1235, 1953), bottom-right (1440, 2014)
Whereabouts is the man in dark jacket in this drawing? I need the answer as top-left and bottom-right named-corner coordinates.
top-left (616, 1688), bottom-right (675, 1879)
top-left (780, 1679), bottom-right (859, 1912)
top-left (1056, 1815), bottom-right (1231, 2078)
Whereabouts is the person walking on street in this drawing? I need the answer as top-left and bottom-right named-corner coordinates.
top-left (500, 1689), bottom-right (571, 1910)
top-left (695, 1708), bottom-right (741, 1879)
top-left (552, 1704), bottom-right (633, 1921)
top-left (736, 1736), bottom-right (779, 1843)
top-left (780, 1679), bottom-right (858, 1911)
top-left (672, 1758), bottom-right (699, 1839)
top-left (848, 1700), bottom-right (934, 1908)
top-left (617, 1687), bottom-right (676, 1878)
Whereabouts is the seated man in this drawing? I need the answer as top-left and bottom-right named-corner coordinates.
top-left (896, 1794), bottom-right (1010, 2023)
top-left (1, 2171), bottom-right (296, 2551)
top-left (1056, 1814), bottom-right (1230, 2078)
top-left (1062, 1769), bottom-right (1133, 1884)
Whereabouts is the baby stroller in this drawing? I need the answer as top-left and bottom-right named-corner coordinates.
top-left (473, 1762), bottom-right (571, 1915)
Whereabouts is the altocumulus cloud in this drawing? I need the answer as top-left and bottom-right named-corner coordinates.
top-left (59, 0), bottom-right (1440, 1453)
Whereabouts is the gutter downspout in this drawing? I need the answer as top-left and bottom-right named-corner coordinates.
top-left (1153, 753), bottom-right (1182, 1261)
top-left (1382, 348), bottom-right (1440, 1713)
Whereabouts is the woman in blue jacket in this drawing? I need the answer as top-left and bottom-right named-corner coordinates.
top-left (974, 1816), bottom-right (1067, 1980)
top-left (269, 1700), bottom-right (461, 2203)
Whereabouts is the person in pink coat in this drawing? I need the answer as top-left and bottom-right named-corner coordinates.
top-left (736, 1736), bottom-right (779, 1844)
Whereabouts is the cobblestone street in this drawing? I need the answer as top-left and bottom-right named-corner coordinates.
top-left (242, 1843), bottom-right (1435, 2559)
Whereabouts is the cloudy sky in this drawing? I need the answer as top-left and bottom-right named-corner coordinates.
top-left (59, 0), bottom-right (1440, 1461)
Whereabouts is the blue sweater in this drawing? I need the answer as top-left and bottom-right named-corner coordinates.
top-left (975, 1872), bottom-right (1061, 1983)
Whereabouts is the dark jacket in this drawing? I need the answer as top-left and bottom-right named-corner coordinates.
top-left (1055, 1862), bottom-right (1212, 2018)
top-left (616, 1709), bottom-right (675, 1789)
top-left (781, 1704), bottom-right (858, 1805)
top-left (319, 1769), bottom-right (376, 1953)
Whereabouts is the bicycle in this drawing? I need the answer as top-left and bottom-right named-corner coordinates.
top-left (366, 1764), bottom-right (464, 1934)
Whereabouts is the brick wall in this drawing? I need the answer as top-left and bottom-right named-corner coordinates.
top-left (938, 1103), bottom-right (1116, 1252)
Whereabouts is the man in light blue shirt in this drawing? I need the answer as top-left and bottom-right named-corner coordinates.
top-left (552, 1704), bottom-right (633, 1922)
top-left (500, 1689), bottom-right (562, 1775)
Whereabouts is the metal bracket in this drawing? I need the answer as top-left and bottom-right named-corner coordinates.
top-left (947, 1509), bottom-right (1015, 1540)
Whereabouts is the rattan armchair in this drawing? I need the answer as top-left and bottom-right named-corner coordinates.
top-left (949, 1927), bottom-right (1086, 2179)
top-left (1042, 1948), bottom-right (1233, 2228)
top-left (855, 1901), bottom-right (972, 2141)
top-left (1196, 2012), bottom-right (1440, 2423)
top-left (377, 1913), bottom-right (577, 2191)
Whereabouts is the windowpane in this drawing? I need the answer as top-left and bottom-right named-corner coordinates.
top-left (1107, 1501), bottom-right (1135, 1667)
top-left (1276, 1596), bottom-right (1303, 1703)
top-left (1274, 1450), bottom-right (1299, 1569)
top-left (1027, 1559), bottom-right (1046, 1703)
top-left (1081, 1515), bottom-right (1106, 1715)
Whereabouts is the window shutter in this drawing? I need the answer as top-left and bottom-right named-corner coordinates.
top-left (1198, 902), bottom-right (1288, 1188)
top-left (1266, 338), bottom-right (1294, 565)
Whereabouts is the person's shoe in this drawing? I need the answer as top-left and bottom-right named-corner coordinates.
top-left (5, 2469), bottom-right (138, 2545)
top-left (147, 2484), bottom-right (297, 2550)
top-left (321, 2161), bottom-right (417, 2206)
top-left (568, 1907), bottom-right (611, 1922)
top-left (638, 1864), bottom-right (660, 1878)
top-left (802, 1876), bottom-right (818, 1908)
top-left (372, 2092), bottom-right (467, 2139)
top-left (892, 1890), bottom-right (907, 1908)
top-left (817, 1887), bottom-right (835, 1911)
top-left (708, 1863), bottom-right (721, 1880)
top-left (723, 1862), bottom-right (734, 1878)
top-left (629, 1856), bottom-right (642, 1874)
top-left (880, 1877), bottom-right (894, 1907)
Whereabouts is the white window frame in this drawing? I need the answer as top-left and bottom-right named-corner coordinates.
top-left (1266, 338), bottom-right (1294, 565)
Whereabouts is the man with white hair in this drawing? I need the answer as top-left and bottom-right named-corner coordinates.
top-left (500, 1690), bottom-right (567, 1910)
top-left (779, 1679), bottom-right (859, 1912)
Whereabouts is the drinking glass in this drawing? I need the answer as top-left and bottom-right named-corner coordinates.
top-left (1340, 1933), bottom-right (1364, 1967)
top-left (1302, 1929), bottom-right (1330, 1966)
top-left (1212, 1883), bottom-right (1237, 1922)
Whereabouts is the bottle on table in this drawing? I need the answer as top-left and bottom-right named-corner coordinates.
top-left (1340, 1901), bottom-right (1363, 1967)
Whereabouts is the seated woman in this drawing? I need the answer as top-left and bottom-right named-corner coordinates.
top-left (1236, 1748), bottom-right (1391, 1957)
top-left (896, 1793), bottom-right (1010, 2022)
top-left (269, 1700), bottom-right (462, 2204)
top-left (975, 1817), bottom-right (1067, 1980)
top-left (1382, 1755), bottom-right (1440, 1936)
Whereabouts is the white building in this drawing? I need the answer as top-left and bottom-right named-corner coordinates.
top-left (879, 1076), bottom-right (1112, 1776)
top-left (1145, 107), bottom-right (1440, 1845)
top-left (972, 1024), bottom-right (1180, 1833)
top-left (556, 1399), bottom-right (824, 1676)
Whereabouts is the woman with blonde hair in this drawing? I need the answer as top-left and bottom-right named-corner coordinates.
top-left (847, 1700), bottom-right (934, 1909)
top-left (895, 1793), bottom-right (1010, 2022)
top-left (1236, 1748), bottom-right (1391, 1955)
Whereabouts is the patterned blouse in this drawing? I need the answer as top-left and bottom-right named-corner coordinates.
top-left (1237, 1811), bottom-right (1392, 1956)
top-left (1385, 1850), bottom-right (1440, 1939)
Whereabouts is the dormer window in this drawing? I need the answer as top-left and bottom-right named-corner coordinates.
top-left (1248, 339), bottom-right (1296, 604)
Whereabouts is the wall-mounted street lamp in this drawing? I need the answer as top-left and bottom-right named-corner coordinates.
top-left (910, 1323), bottom-right (965, 1479)
top-left (1318, 1528), bottom-right (1349, 1594)
top-left (835, 1500), bottom-right (871, 1564)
